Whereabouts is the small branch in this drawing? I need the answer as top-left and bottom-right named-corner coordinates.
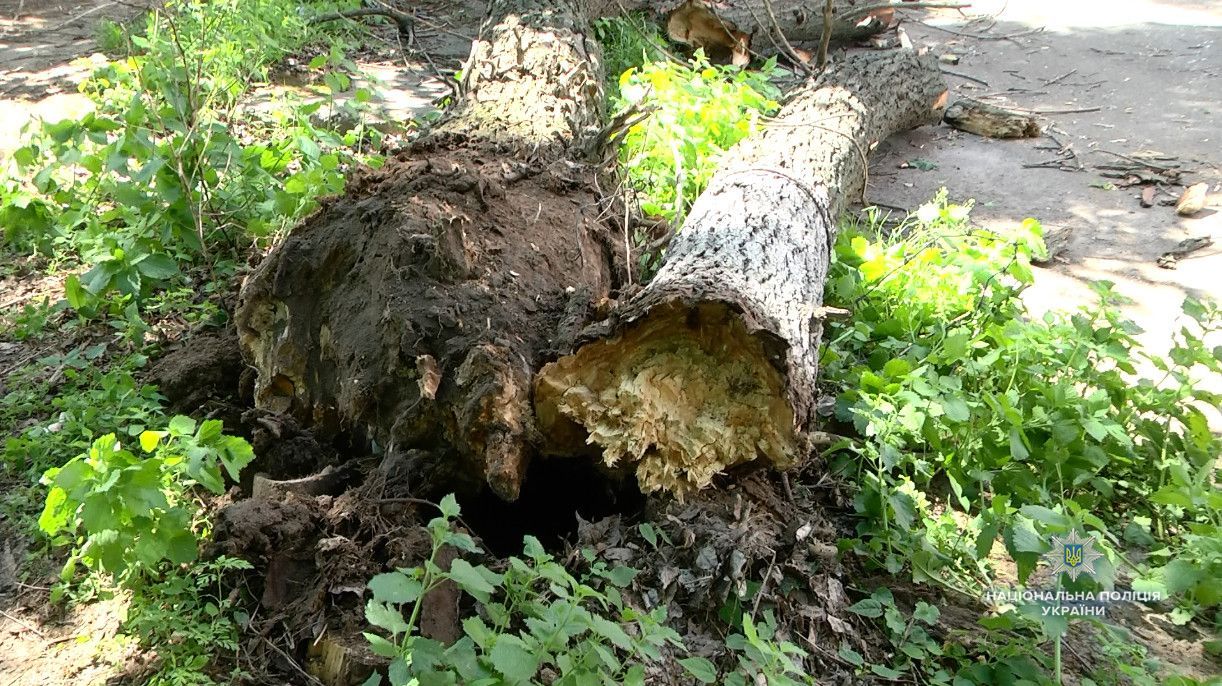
top-left (817, 0), bottom-right (835, 71)
top-left (839, 1), bottom-right (971, 22)
top-left (911, 20), bottom-right (1045, 41)
top-left (764, 0), bottom-right (815, 78)
top-left (940, 68), bottom-right (988, 86)
top-left (0, 609), bottom-right (46, 639)
top-left (1091, 149), bottom-right (1184, 173)
top-left (311, 7), bottom-right (413, 38)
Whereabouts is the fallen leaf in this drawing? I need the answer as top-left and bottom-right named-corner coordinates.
top-left (1176, 182), bottom-right (1208, 216)
top-left (416, 354), bottom-right (441, 400)
top-left (1140, 186), bottom-right (1155, 208)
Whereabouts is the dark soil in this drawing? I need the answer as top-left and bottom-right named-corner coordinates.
top-left (235, 145), bottom-right (626, 502)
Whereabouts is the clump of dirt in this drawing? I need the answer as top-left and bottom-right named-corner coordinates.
top-left (147, 327), bottom-right (246, 417)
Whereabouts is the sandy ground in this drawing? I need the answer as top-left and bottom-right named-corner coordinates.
top-left (873, 0), bottom-right (1221, 362)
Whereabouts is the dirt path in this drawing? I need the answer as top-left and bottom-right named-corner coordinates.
top-left (872, 0), bottom-right (1221, 364)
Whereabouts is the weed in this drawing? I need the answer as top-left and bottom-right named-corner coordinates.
top-left (38, 416), bottom-right (254, 587)
top-left (613, 53), bottom-right (780, 227)
top-left (362, 495), bottom-right (683, 685)
top-left (124, 556), bottom-right (254, 686)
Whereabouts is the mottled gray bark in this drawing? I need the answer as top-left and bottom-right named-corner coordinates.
top-left (535, 49), bottom-right (947, 498)
top-left (433, 0), bottom-right (605, 158)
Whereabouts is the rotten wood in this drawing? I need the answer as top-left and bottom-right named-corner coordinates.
top-left (943, 97), bottom-right (1040, 138)
top-left (535, 49), bottom-right (947, 498)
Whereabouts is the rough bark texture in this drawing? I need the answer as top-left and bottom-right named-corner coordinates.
top-left (943, 97), bottom-right (1041, 139)
top-left (434, 0), bottom-right (605, 158)
top-left (235, 0), bottom-right (618, 502)
top-left (536, 49), bottom-right (947, 498)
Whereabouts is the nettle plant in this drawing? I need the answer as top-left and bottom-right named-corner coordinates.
top-left (363, 496), bottom-right (686, 686)
top-left (39, 415), bottom-right (254, 588)
top-left (0, 0), bottom-right (378, 315)
top-left (612, 52), bottom-right (781, 225)
top-left (822, 192), bottom-right (1222, 623)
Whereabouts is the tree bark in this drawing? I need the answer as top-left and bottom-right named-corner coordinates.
top-left (534, 49), bottom-right (947, 499)
top-left (606, 0), bottom-right (902, 63)
top-left (235, 0), bottom-right (618, 502)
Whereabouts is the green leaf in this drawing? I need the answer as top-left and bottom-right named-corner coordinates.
top-left (363, 633), bottom-right (399, 658)
top-left (368, 572), bottom-right (421, 605)
top-left (439, 493), bottom-right (461, 518)
top-left (365, 600), bottom-right (409, 635)
top-left (64, 275), bottom-right (89, 310)
top-left (603, 565), bottom-right (637, 588)
top-left (168, 415), bottom-right (196, 436)
top-left (679, 657), bottom-right (717, 683)
top-left (847, 598), bottom-right (883, 618)
top-left (447, 559), bottom-right (500, 603)
top-left (489, 636), bottom-right (539, 684)
top-left (871, 664), bottom-right (905, 679)
top-left (913, 602), bottom-right (940, 625)
top-left (838, 646), bottom-right (864, 667)
top-left (134, 253), bottom-right (178, 280)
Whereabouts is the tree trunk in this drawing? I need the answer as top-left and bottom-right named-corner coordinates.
top-left (235, 0), bottom-right (618, 502)
top-left (618, 0), bottom-right (901, 64)
top-left (534, 49), bottom-right (947, 499)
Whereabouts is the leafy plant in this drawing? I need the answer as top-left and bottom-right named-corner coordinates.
top-left (363, 495), bottom-right (684, 685)
top-left (613, 52), bottom-right (780, 225)
top-left (123, 556), bottom-right (254, 686)
top-left (723, 610), bottom-right (814, 686)
top-left (0, 0), bottom-right (378, 314)
top-left (38, 416), bottom-right (254, 586)
top-left (821, 190), bottom-right (1221, 648)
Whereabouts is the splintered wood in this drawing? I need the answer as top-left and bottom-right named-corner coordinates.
top-left (535, 303), bottom-right (797, 499)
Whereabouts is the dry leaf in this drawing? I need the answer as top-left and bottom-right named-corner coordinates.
top-left (1140, 186), bottom-right (1155, 208)
top-left (1176, 182), bottom-right (1208, 216)
top-left (416, 354), bottom-right (441, 400)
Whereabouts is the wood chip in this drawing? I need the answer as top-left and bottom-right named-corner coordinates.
top-left (1140, 186), bottom-right (1155, 208)
top-left (1157, 236), bottom-right (1213, 268)
top-left (1175, 182), bottom-right (1208, 216)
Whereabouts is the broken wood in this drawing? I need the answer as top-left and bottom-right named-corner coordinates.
top-left (654, 0), bottom-right (952, 64)
top-left (944, 97), bottom-right (1040, 138)
top-left (1158, 236), bottom-right (1213, 268)
top-left (235, 0), bottom-right (618, 502)
top-left (535, 49), bottom-right (947, 498)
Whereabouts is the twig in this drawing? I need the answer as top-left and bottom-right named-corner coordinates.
top-left (940, 69), bottom-right (988, 86)
top-left (52, 1), bottom-right (118, 30)
top-left (1026, 106), bottom-right (1101, 114)
top-left (1092, 149), bottom-right (1183, 173)
top-left (0, 609), bottom-right (46, 638)
top-left (817, 0), bottom-right (835, 72)
top-left (260, 634), bottom-right (324, 686)
top-left (840, 1), bottom-right (971, 22)
top-left (911, 20), bottom-right (1045, 41)
top-left (1044, 127), bottom-right (1083, 171)
top-left (764, 0), bottom-right (814, 78)
top-left (1041, 68), bottom-right (1076, 86)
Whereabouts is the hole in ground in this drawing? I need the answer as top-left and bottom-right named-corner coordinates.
top-left (459, 457), bottom-right (644, 557)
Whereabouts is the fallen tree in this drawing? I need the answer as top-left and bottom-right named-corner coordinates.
top-left (535, 49), bottom-right (947, 498)
top-left (235, 0), bottom-right (620, 502)
top-left (237, 0), bottom-right (945, 504)
top-left (602, 0), bottom-right (949, 64)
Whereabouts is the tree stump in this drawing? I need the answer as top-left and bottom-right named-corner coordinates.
top-left (535, 49), bottom-right (947, 498)
top-left (235, 0), bottom-right (619, 502)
